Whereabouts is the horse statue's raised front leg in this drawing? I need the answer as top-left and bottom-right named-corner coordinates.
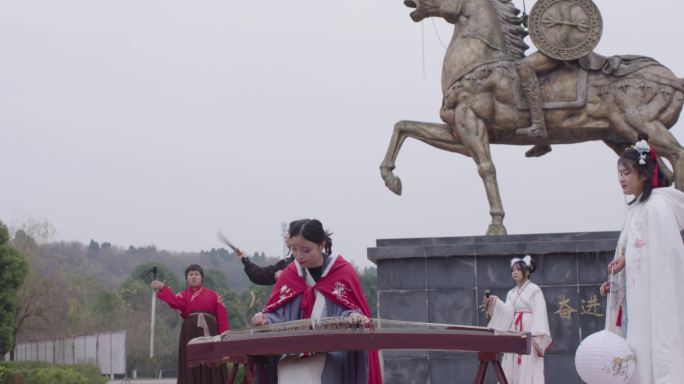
top-left (380, 120), bottom-right (471, 195)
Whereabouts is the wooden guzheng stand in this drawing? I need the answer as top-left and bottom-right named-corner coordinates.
top-left (187, 318), bottom-right (531, 384)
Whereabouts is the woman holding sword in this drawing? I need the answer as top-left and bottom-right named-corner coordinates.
top-left (151, 264), bottom-right (229, 384)
top-left (218, 225), bottom-right (296, 286)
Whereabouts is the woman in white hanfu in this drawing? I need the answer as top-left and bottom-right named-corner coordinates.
top-left (600, 134), bottom-right (684, 384)
top-left (484, 255), bottom-right (552, 384)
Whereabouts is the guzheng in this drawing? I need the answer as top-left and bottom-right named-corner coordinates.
top-left (187, 317), bottom-right (530, 384)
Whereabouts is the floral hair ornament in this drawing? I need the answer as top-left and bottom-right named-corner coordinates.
top-left (510, 254), bottom-right (532, 267)
top-left (631, 138), bottom-right (660, 187)
top-left (632, 139), bottom-right (650, 165)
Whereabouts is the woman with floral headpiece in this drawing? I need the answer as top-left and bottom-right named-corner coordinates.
top-left (600, 134), bottom-right (684, 384)
top-left (483, 255), bottom-right (552, 383)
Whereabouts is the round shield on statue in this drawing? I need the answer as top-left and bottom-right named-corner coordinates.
top-left (528, 0), bottom-right (603, 61)
top-left (575, 330), bottom-right (635, 384)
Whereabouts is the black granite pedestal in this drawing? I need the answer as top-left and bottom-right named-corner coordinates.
top-left (367, 231), bottom-right (619, 384)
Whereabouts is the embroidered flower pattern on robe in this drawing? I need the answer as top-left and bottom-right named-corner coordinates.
top-left (277, 284), bottom-right (293, 304)
top-left (634, 239), bottom-right (646, 249)
top-left (331, 281), bottom-right (361, 312)
top-left (627, 239), bottom-right (646, 289)
top-left (332, 282), bottom-right (349, 301)
top-left (262, 284), bottom-right (298, 312)
top-left (190, 287), bottom-right (203, 302)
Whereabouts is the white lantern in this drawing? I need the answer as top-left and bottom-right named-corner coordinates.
top-left (575, 330), bottom-right (635, 384)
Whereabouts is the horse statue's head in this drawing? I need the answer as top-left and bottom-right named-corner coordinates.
top-left (405, 0), bottom-right (528, 91)
top-left (404, 0), bottom-right (464, 23)
top-left (404, 0), bottom-right (527, 57)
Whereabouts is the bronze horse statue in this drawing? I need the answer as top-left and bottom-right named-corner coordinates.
top-left (380, 0), bottom-right (684, 235)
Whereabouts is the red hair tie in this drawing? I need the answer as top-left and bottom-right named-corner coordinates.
top-left (650, 147), bottom-right (659, 188)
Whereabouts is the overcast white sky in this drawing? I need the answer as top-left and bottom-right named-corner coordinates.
top-left (2, 0), bottom-right (683, 267)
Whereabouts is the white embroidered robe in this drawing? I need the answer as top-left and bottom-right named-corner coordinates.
top-left (606, 188), bottom-right (684, 384)
top-left (487, 281), bottom-right (551, 384)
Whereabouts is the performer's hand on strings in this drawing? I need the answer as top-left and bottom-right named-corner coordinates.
top-left (151, 280), bottom-right (164, 291)
top-left (599, 280), bottom-right (611, 296)
top-left (347, 312), bottom-right (370, 326)
top-left (251, 312), bottom-right (268, 327)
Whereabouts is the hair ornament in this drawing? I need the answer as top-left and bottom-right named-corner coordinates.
top-left (510, 254), bottom-right (532, 267)
top-left (631, 138), bottom-right (661, 187)
top-left (633, 139), bottom-right (650, 165)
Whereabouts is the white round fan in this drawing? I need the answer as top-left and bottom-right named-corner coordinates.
top-left (575, 273), bottom-right (635, 384)
top-left (575, 329), bottom-right (635, 384)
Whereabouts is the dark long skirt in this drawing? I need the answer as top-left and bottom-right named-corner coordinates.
top-left (177, 313), bottom-right (228, 384)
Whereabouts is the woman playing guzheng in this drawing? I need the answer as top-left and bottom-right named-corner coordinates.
top-left (484, 255), bottom-right (551, 384)
top-left (151, 264), bottom-right (229, 384)
top-left (250, 218), bottom-right (382, 384)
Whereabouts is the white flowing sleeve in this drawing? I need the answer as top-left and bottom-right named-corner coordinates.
top-left (487, 291), bottom-right (515, 331)
top-left (646, 195), bottom-right (684, 380)
top-left (529, 286), bottom-right (552, 352)
top-left (617, 228), bottom-right (627, 250)
top-left (605, 230), bottom-right (627, 336)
